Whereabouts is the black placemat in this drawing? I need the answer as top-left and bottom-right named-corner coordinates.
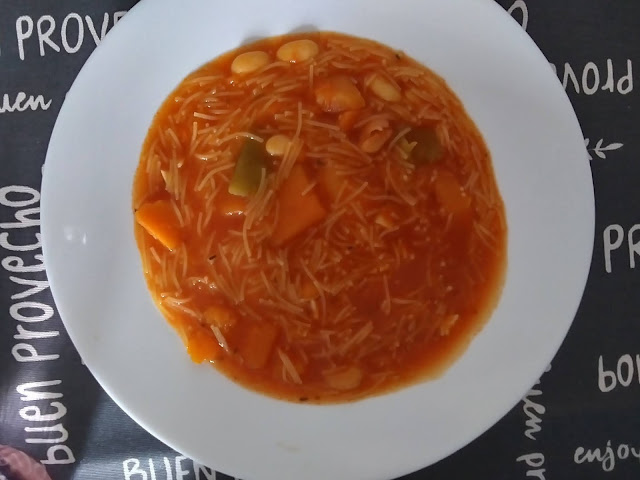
top-left (1, 1), bottom-right (638, 479)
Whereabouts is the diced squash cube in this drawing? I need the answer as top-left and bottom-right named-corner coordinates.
top-left (135, 199), bottom-right (182, 251)
top-left (203, 305), bottom-right (238, 332)
top-left (434, 170), bottom-right (471, 215)
top-left (239, 322), bottom-right (279, 369)
top-left (271, 165), bottom-right (327, 246)
top-left (187, 326), bottom-right (222, 364)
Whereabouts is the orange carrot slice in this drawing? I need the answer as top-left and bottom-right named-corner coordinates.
top-left (187, 326), bottom-right (222, 364)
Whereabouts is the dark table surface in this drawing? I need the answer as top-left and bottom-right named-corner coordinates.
top-left (1, 1), bottom-right (639, 479)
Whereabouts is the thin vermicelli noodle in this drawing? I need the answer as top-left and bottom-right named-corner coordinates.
top-left (132, 32), bottom-right (506, 404)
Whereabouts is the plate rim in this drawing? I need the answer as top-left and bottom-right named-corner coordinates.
top-left (40, 0), bottom-right (595, 478)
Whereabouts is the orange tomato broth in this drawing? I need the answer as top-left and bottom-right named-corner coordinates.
top-left (132, 32), bottom-right (506, 403)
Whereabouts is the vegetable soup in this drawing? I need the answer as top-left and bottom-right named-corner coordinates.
top-left (132, 32), bottom-right (507, 403)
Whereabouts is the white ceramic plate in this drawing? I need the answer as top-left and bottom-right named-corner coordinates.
top-left (41, 0), bottom-right (594, 479)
